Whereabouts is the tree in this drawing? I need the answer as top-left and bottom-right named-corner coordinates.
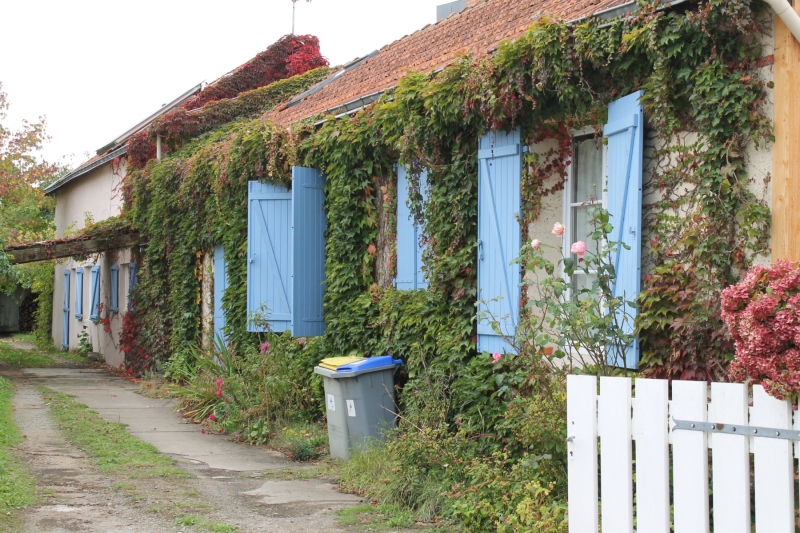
top-left (0, 81), bottom-right (64, 294)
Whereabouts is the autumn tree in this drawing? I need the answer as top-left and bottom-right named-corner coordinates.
top-left (0, 82), bottom-right (64, 298)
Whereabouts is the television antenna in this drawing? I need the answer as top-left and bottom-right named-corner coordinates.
top-left (292, 0), bottom-right (312, 35)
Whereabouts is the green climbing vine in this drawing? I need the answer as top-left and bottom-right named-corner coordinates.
top-left (123, 0), bottom-right (771, 445)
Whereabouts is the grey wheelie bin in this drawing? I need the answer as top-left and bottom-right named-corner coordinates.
top-left (314, 356), bottom-right (402, 459)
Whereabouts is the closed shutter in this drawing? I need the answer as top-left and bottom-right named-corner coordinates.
top-left (63, 270), bottom-right (70, 349)
top-left (90, 265), bottom-right (101, 321)
top-left (75, 268), bottom-right (84, 320)
top-left (247, 180), bottom-right (293, 333)
top-left (605, 90), bottom-right (644, 369)
top-left (395, 166), bottom-right (429, 290)
top-left (292, 166), bottom-right (327, 337)
top-left (110, 265), bottom-right (119, 313)
top-left (213, 245), bottom-right (227, 343)
top-left (477, 128), bottom-right (522, 354)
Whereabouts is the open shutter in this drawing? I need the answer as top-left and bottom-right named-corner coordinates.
top-left (292, 166), bottom-right (327, 337)
top-left (396, 166), bottom-right (429, 291)
top-left (63, 270), bottom-right (70, 349)
top-left (605, 90), bottom-right (644, 369)
top-left (90, 265), bottom-right (101, 321)
top-left (213, 245), bottom-right (227, 343)
top-left (75, 268), bottom-right (84, 320)
top-left (247, 180), bottom-right (293, 332)
top-left (110, 265), bottom-right (119, 313)
top-left (128, 262), bottom-right (138, 310)
top-left (477, 128), bottom-right (522, 354)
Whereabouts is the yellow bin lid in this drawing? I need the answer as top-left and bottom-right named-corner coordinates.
top-left (318, 356), bottom-right (364, 371)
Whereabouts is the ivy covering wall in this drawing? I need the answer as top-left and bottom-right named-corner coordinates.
top-left (124, 0), bottom-right (771, 411)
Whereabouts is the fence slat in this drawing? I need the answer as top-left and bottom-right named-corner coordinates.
top-left (632, 378), bottom-right (669, 533)
top-left (567, 375), bottom-right (598, 533)
top-left (598, 376), bottom-right (633, 533)
top-left (671, 380), bottom-right (709, 533)
top-left (751, 385), bottom-right (794, 533)
top-left (708, 382), bottom-right (750, 533)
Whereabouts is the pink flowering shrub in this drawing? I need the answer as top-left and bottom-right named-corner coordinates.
top-left (722, 260), bottom-right (800, 399)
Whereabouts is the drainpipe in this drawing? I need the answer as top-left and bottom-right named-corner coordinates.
top-left (764, 0), bottom-right (800, 43)
top-left (156, 135), bottom-right (162, 161)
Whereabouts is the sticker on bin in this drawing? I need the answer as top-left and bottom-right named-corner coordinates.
top-left (327, 393), bottom-right (336, 411)
top-left (346, 400), bottom-right (356, 417)
top-left (335, 355), bottom-right (403, 372)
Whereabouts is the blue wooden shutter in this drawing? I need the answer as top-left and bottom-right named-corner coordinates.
top-left (90, 265), bottom-right (101, 321)
top-left (247, 180), bottom-right (293, 333)
top-left (605, 90), bottom-right (644, 369)
top-left (213, 245), bottom-right (228, 343)
top-left (110, 265), bottom-right (119, 313)
top-left (75, 268), bottom-right (84, 320)
top-left (128, 262), bottom-right (138, 310)
top-left (396, 166), bottom-right (429, 290)
top-left (292, 166), bottom-right (327, 337)
top-left (477, 128), bottom-right (522, 354)
top-left (63, 270), bottom-right (70, 349)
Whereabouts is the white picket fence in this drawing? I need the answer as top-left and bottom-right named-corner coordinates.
top-left (567, 375), bottom-right (800, 533)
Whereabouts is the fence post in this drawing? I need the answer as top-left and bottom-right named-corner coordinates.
top-left (566, 375), bottom-right (598, 533)
top-left (632, 378), bottom-right (670, 533)
top-left (671, 380), bottom-right (710, 533)
top-left (598, 376), bottom-right (633, 532)
top-left (751, 385), bottom-right (794, 533)
top-left (709, 382), bottom-right (750, 532)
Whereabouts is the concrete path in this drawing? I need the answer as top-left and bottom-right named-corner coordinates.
top-left (17, 366), bottom-right (363, 520)
top-left (20, 367), bottom-right (294, 472)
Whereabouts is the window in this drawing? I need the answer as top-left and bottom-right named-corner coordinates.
top-left (564, 133), bottom-right (604, 295)
top-left (246, 166), bottom-right (327, 337)
top-left (395, 166), bottom-right (428, 290)
top-left (213, 245), bottom-right (227, 343)
top-left (90, 265), bottom-right (101, 321)
top-left (128, 262), bottom-right (138, 311)
top-left (109, 265), bottom-right (119, 313)
top-left (75, 267), bottom-right (84, 320)
top-left (63, 270), bottom-right (70, 349)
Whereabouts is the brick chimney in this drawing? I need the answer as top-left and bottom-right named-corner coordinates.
top-left (437, 0), bottom-right (480, 21)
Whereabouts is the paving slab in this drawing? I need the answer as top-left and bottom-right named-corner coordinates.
top-left (20, 367), bottom-right (292, 472)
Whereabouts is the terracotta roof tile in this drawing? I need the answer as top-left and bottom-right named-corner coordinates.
top-left (269, 0), bottom-right (628, 125)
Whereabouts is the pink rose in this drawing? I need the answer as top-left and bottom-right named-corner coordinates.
top-left (209, 413), bottom-right (216, 421)
top-left (215, 389), bottom-right (222, 398)
top-left (571, 241), bottom-right (587, 259)
top-left (531, 239), bottom-right (540, 250)
top-left (260, 342), bottom-right (270, 354)
top-left (552, 222), bottom-right (565, 236)
top-left (492, 352), bottom-right (502, 364)
top-left (215, 379), bottom-right (223, 386)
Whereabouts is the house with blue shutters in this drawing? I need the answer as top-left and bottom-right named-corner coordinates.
top-left (259, 0), bottom-right (776, 372)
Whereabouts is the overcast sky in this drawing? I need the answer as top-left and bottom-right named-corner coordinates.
top-left (1, 0), bottom-right (446, 169)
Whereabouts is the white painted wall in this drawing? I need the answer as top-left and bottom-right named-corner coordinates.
top-left (50, 158), bottom-right (132, 367)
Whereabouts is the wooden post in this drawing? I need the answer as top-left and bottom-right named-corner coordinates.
top-left (772, 4), bottom-right (800, 262)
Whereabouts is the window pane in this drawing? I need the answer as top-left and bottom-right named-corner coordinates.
top-left (573, 137), bottom-right (602, 203)
top-left (572, 204), bottom-right (593, 244)
top-left (572, 272), bottom-right (598, 301)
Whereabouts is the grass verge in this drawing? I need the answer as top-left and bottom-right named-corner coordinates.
top-left (39, 386), bottom-right (239, 531)
top-left (337, 503), bottom-right (433, 531)
top-left (0, 333), bottom-right (91, 367)
top-left (39, 387), bottom-right (187, 479)
top-left (0, 377), bottom-right (36, 532)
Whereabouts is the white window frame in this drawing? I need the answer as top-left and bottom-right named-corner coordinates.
top-left (561, 126), bottom-right (607, 297)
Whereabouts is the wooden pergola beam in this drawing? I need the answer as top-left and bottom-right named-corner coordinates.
top-left (6, 233), bottom-right (141, 264)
